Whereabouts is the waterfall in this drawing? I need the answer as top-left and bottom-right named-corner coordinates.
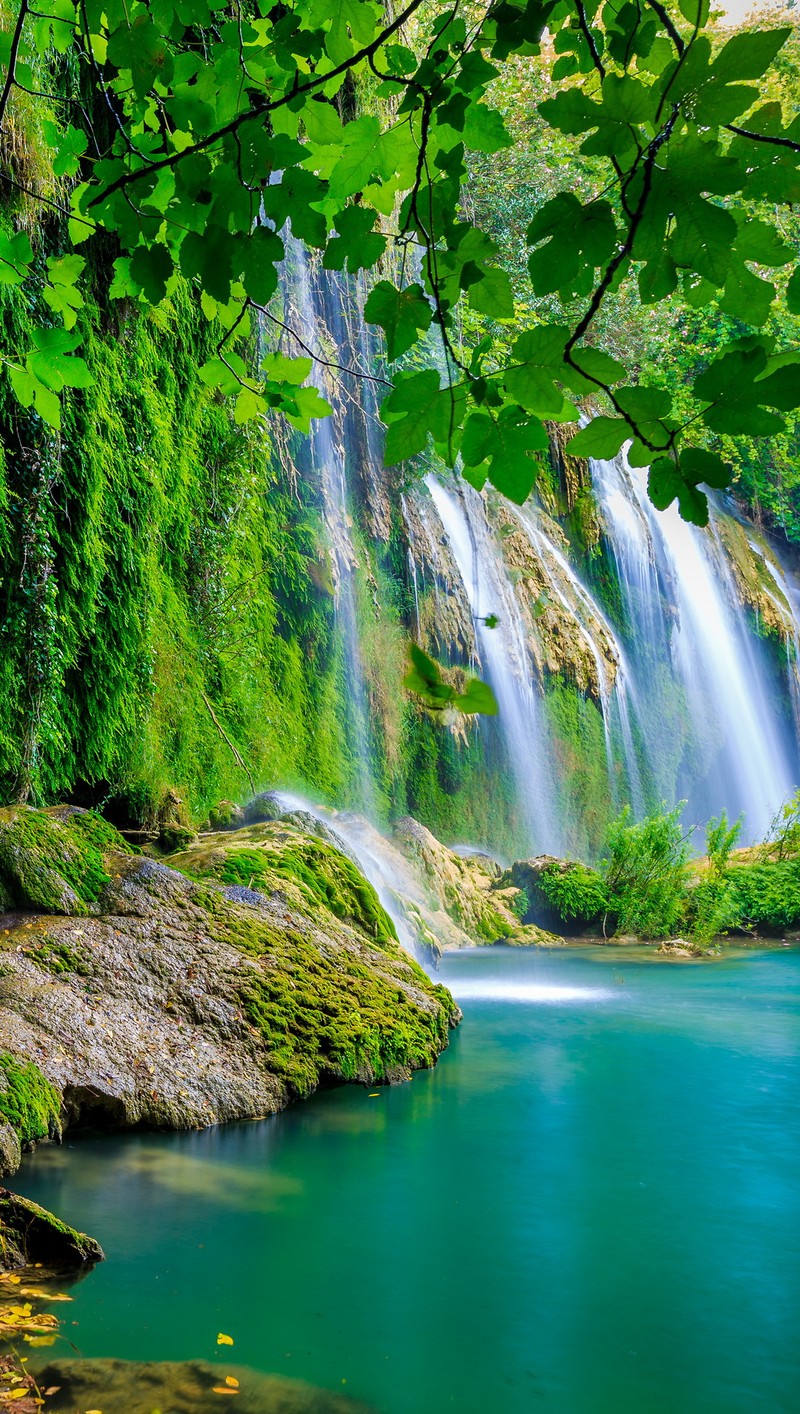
top-left (270, 791), bottom-right (432, 962)
top-left (280, 241), bottom-right (377, 815)
top-left (509, 502), bottom-right (646, 815)
top-left (424, 473), bottom-right (562, 854)
top-left (591, 451), bottom-right (799, 841)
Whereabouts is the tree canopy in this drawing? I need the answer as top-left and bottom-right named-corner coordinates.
top-left (1, 0), bottom-right (799, 524)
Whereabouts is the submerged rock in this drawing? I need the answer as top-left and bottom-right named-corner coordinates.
top-left (36, 1358), bottom-right (375, 1413)
top-left (0, 809), bottom-right (459, 1175)
top-left (0, 1190), bottom-right (103, 1271)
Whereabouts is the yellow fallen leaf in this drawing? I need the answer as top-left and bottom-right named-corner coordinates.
top-left (368, 1093), bottom-right (380, 1097)
top-left (216, 1333), bottom-right (234, 1346)
top-left (3, 1390), bottom-right (30, 1400)
top-left (225, 1377), bottom-right (239, 1388)
top-left (212, 1389), bottom-right (238, 1397)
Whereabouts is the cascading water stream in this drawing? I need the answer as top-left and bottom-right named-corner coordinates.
top-left (281, 240), bottom-right (377, 815)
top-left (510, 503), bottom-right (646, 814)
top-left (424, 473), bottom-right (561, 853)
top-left (591, 451), bottom-right (798, 839)
top-left (271, 790), bottom-right (430, 962)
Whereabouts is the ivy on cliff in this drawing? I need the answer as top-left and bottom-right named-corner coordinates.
top-left (0, 1), bottom-right (798, 528)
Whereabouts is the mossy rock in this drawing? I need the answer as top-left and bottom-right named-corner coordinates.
top-left (183, 854), bottom-right (459, 1096)
top-left (0, 1191), bottom-right (103, 1272)
top-left (508, 857), bottom-right (608, 935)
top-left (173, 825), bottom-right (397, 946)
top-left (0, 807), bottom-right (130, 915)
top-left (0, 1055), bottom-right (61, 1150)
top-left (35, 1359), bottom-right (373, 1413)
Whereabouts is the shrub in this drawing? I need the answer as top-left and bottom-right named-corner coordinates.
top-left (538, 863), bottom-right (608, 929)
top-left (727, 859), bottom-right (800, 933)
top-left (602, 803), bottom-right (691, 938)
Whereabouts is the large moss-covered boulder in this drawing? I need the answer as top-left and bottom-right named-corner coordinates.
top-left (0, 1191), bottom-right (103, 1271)
top-left (0, 807), bottom-right (131, 916)
top-left (0, 809), bottom-right (459, 1156)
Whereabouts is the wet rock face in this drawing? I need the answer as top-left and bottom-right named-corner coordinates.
top-left (35, 1359), bottom-right (375, 1413)
top-left (0, 810), bottom-right (458, 1176)
top-left (0, 1190), bottom-right (103, 1272)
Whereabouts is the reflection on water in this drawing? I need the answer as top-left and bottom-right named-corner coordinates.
top-left (17, 946), bottom-right (800, 1414)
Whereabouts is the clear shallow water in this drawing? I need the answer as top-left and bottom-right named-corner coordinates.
top-left (17, 947), bottom-right (800, 1413)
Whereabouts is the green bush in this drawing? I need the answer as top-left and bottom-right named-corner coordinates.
top-left (727, 859), bottom-right (800, 933)
top-left (603, 803), bottom-right (691, 939)
top-left (538, 863), bottom-right (608, 929)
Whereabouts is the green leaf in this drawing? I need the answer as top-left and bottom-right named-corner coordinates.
top-left (0, 230), bottom-right (33, 286)
top-left (129, 244), bottom-right (174, 304)
top-left (720, 266), bottom-right (775, 327)
top-left (454, 677), bottom-right (498, 715)
top-left (462, 102), bottom-right (512, 153)
top-left (566, 417), bottom-right (629, 460)
top-left (323, 207), bottom-right (386, 274)
top-left (787, 268), bottom-right (800, 316)
top-left (467, 265), bottom-right (514, 320)
top-left (284, 385), bottom-right (333, 433)
top-left (648, 458), bottom-right (709, 526)
top-left (42, 121), bottom-right (88, 178)
top-left (504, 324), bottom-right (570, 417)
top-left (365, 283), bottom-right (433, 362)
top-left (328, 116), bottom-right (382, 199)
top-left (180, 225), bottom-right (234, 303)
top-left (680, 447), bottom-right (731, 490)
top-left (614, 385), bottom-right (672, 421)
top-left (735, 219), bottom-right (793, 268)
top-left (382, 370), bottom-right (451, 464)
top-left (461, 406), bottom-right (546, 504)
top-left (712, 27), bottom-right (791, 82)
top-left (241, 227), bottom-right (284, 305)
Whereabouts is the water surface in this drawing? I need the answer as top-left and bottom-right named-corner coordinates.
top-left (18, 947), bottom-right (800, 1412)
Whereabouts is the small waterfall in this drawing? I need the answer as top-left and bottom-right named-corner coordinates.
top-left (271, 791), bottom-right (431, 963)
top-left (424, 473), bottom-right (561, 853)
top-left (591, 452), bottom-right (799, 840)
top-left (509, 503), bottom-right (646, 815)
top-left (280, 241), bottom-right (377, 815)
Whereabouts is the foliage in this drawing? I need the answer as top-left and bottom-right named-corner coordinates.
top-left (761, 787), bottom-right (800, 860)
top-left (402, 644), bottom-right (498, 716)
top-left (602, 801), bottom-right (691, 937)
top-left (0, 2), bottom-right (798, 531)
top-left (727, 858), bottom-right (800, 933)
top-left (0, 1055), bottom-right (60, 1145)
top-left (538, 861), bottom-right (608, 925)
top-left (705, 810), bottom-right (743, 879)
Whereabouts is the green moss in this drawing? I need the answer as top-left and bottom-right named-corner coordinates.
top-left (0, 807), bottom-right (112, 913)
top-left (241, 937), bottom-right (456, 1097)
top-left (23, 931), bottom-right (92, 977)
top-left (184, 836), bottom-right (397, 944)
top-left (0, 1055), bottom-right (61, 1145)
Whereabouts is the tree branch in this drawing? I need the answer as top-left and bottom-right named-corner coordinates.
top-left (87, 0), bottom-right (427, 209)
top-left (0, 0), bottom-right (30, 132)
